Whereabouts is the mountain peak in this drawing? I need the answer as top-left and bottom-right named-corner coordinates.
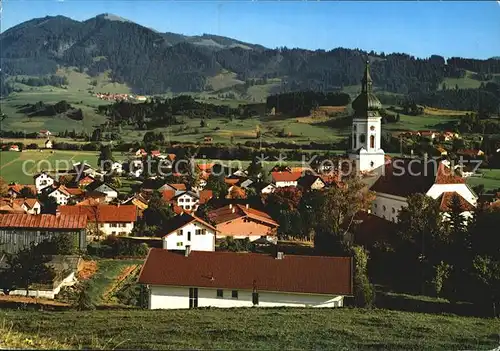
top-left (95, 13), bottom-right (132, 23)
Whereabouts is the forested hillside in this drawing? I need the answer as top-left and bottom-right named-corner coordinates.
top-left (1, 14), bottom-right (500, 96)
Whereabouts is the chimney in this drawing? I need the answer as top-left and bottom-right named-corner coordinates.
top-left (185, 245), bottom-right (191, 257)
top-left (232, 207), bottom-right (235, 214)
top-left (229, 204), bottom-right (233, 209)
top-left (276, 251), bottom-right (284, 260)
top-left (245, 204), bottom-right (249, 209)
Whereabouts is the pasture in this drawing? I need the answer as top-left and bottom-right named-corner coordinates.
top-left (0, 308), bottom-right (498, 350)
top-left (467, 169), bottom-right (500, 191)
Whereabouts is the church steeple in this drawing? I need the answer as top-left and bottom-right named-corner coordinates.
top-left (352, 60), bottom-right (382, 114)
top-left (361, 60), bottom-right (373, 94)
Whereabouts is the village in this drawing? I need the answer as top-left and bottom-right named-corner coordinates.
top-left (0, 65), bottom-right (498, 317)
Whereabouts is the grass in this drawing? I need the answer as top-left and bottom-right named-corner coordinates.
top-left (0, 319), bottom-right (71, 350)
top-left (85, 259), bottom-right (143, 305)
top-left (467, 169), bottom-right (500, 191)
top-left (0, 308), bottom-right (498, 350)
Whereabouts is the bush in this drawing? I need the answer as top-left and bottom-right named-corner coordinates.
top-left (88, 237), bottom-right (149, 258)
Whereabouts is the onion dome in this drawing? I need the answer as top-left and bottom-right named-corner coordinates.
top-left (352, 61), bottom-right (382, 114)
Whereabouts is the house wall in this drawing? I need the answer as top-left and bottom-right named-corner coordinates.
top-left (9, 272), bottom-right (77, 299)
top-left (176, 194), bottom-right (199, 211)
top-left (0, 229), bottom-right (86, 254)
top-left (311, 179), bottom-right (325, 190)
top-left (35, 174), bottom-right (54, 193)
top-left (48, 190), bottom-right (70, 205)
top-left (275, 180), bottom-right (297, 188)
top-left (371, 192), bottom-right (408, 223)
top-left (148, 285), bottom-right (345, 310)
top-left (426, 184), bottom-right (477, 206)
top-left (22, 203), bottom-right (41, 215)
top-left (99, 222), bottom-right (134, 236)
top-left (216, 218), bottom-right (276, 241)
top-left (163, 222), bottom-right (215, 251)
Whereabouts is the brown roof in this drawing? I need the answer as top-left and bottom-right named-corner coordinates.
top-left (167, 183), bottom-right (186, 191)
top-left (271, 171), bottom-right (303, 182)
top-left (162, 190), bottom-right (176, 202)
top-left (64, 186), bottom-right (84, 196)
top-left (163, 212), bottom-right (217, 236)
top-left (208, 204), bottom-right (278, 227)
top-left (58, 205), bottom-right (137, 223)
top-left (8, 184), bottom-right (36, 195)
top-left (345, 211), bottom-right (397, 247)
top-left (22, 198), bottom-right (39, 209)
top-left (0, 199), bottom-right (25, 214)
top-left (371, 158), bottom-right (438, 197)
top-left (197, 163), bottom-right (214, 171)
top-left (0, 214), bottom-right (87, 229)
top-left (138, 249), bottom-right (353, 295)
top-left (438, 192), bottom-right (475, 212)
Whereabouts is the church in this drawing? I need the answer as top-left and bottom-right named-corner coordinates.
top-left (348, 62), bottom-right (478, 223)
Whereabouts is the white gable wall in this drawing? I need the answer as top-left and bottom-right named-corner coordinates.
top-left (176, 194), bottom-right (199, 211)
top-left (48, 190), bottom-right (70, 205)
top-left (163, 222), bottom-right (215, 251)
top-left (426, 184), bottom-right (477, 206)
top-left (35, 173), bottom-right (55, 193)
top-left (148, 285), bottom-right (345, 310)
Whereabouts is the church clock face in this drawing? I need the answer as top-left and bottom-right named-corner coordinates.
top-left (359, 134), bottom-right (366, 143)
top-left (370, 125), bottom-right (375, 131)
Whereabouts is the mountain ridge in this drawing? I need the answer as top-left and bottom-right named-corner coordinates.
top-left (1, 14), bottom-right (500, 95)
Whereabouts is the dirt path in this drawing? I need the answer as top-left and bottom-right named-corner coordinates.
top-left (0, 158), bottom-right (17, 170)
top-left (0, 295), bottom-right (69, 307)
top-left (102, 264), bottom-right (139, 302)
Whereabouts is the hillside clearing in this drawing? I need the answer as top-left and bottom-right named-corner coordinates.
top-left (0, 308), bottom-right (498, 350)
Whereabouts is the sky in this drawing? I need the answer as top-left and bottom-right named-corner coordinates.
top-left (2, 0), bottom-right (500, 59)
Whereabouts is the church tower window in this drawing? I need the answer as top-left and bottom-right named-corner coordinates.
top-left (370, 135), bottom-right (375, 149)
top-left (359, 134), bottom-right (366, 143)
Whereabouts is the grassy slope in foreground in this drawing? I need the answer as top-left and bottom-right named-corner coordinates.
top-left (1, 308), bottom-right (499, 350)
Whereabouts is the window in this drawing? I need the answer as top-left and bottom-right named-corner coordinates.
top-left (100, 224), bottom-right (104, 228)
top-left (119, 231), bottom-right (126, 235)
top-left (179, 198), bottom-right (184, 203)
top-left (392, 208), bottom-right (395, 214)
top-left (120, 223), bottom-right (127, 228)
top-left (252, 292), bottom-right (259, 305)
top-left (112, 231), bottom-right (116, 235)
top-left (185, 205), bottom-right (191, 210)
top-left (177, 229), bottom-right (183, 236)
top-left (176, 242), bottom-right (183, 247)
top-left (111, 223), bottom-right (118, 228)
top-left (382, 205), bottom-right (386, 211)
top-left (196, 229), bottom-right (206, 235)
top-left (232, 290), bottom-right (238, 299)
top-left (216, 289), bottom-right (223, 298)
top-left (189, 288), bottom-right (198, 308)
top-left (370, 135), bottom-right (375, 148)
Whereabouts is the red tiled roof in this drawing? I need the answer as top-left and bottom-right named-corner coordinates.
top-left (208, 204), bottom-right (278, 227)
top-left (151, 150), bottom-right (161, 156)
top-left (271, 171), bottom-right (303, 182)
top-left (138, 249), bottom-right (353, 295)
top-left (0, 214), bottom-right (87, 229)
top-left (199, 190), bottom-right (213, 204)
top-left (435, 162), bottom-right (465, 184)
top-left (64, 186), bottom-right (84, 196)
top-left (224, 178), bottom-right (240, 185)
top-left (162, 190), bottom-right (176, 202)
top-left (8, 184), bottom-right (36, 194)
top-left (438, 192), bottom-right (475, 212)
top-left (59, 205), bottom-right (137, 223)
top-left (163, 212), bottom-right (217, 236)
top-left (456, 149), bottom-right (482, 157)
top-left (23, 198), bottom-right (39, 209)
top-left (166, 153), bottom-right (176, 161)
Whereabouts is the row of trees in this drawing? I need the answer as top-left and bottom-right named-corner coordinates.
top-left (13, 75), bottom-right (68, 87)
top-left (266, 91), bottom-right (351, 116)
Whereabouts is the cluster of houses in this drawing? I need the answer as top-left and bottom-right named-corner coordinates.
top-left (94, 93), bottom-right (147, 102)
top-left (1, 64), bottom-right (499, 309)
top-left (398, 130), bottom-right (459, 141)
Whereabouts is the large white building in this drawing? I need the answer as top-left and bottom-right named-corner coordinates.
top-left (34, 172), bottom-right (55, 194)
top-left (138, 249), bottom-right (353, 310)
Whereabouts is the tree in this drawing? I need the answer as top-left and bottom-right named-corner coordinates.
top-left (247, 156), bottom-right (264, 181)
top-left (205, 174), bottom-right (228, 198)
top-left (39, 193), bottom-right (58, 215)
top-left (0, 241), bottom-right (55, 296)
top-left (74, 283), bottom-right (95, 311)
top-left (19, 186), bottom-right (36, 198)
top-left (0, 177), bottom-right (8, 197)
top-left (98, 145), bottom-right (115, 173)
top-left (314, 177), bottom-right (374, 255)
top-left (140, 191), bottom-right (175, 235)
top-left (352, 245), bottom-right (375, 307)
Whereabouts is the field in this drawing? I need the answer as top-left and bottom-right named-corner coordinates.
top-left (0, 308), bottom-right (498, 350)
top-left (0, 150), bottom-right (101, 184)
top-left (467, 169), bottom-right (500, 191)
